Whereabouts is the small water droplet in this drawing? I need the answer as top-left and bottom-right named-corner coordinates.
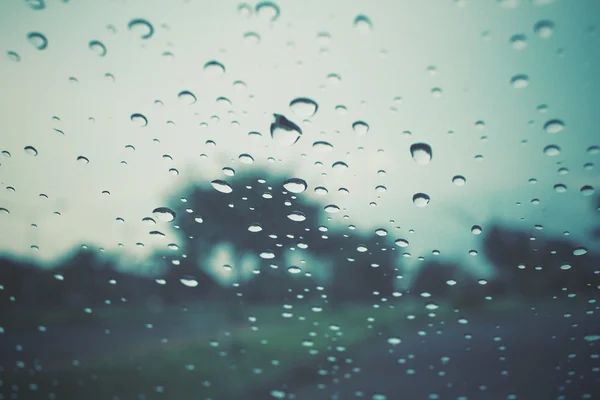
top-left (0, 207), bottom-right (10, 215)
top-left (395, 239), bottom-right (409, 247)
top-left (222, 167), bottom-right (235, 176)
top-left (128, 19), bottom-right (154, 39)
top-left (178, 90), bottom-right (197, 104)
top-left (580, 185), bottom-right (594, 196)
top-left (332, 161), bottom-right (348, 171)
top-left (471, 225), bottom-right (482, 234)
top-left (260, 250), bottom-right (275, 259)
top-left (288, 266), bottom-right (302, 274)
top-left (324, 204), bottom-right (340, 213)
top-left (169, 168), bottom-right (179, 176)
top-left (243, 31), bottom-right (261, 44)
top-left (270, 114), bottom-right (302, 146)
top-left (312, 141), bottom-right (333, 152)
top-left (180, 276), bottom-right (198, 287)
top-left (287, 211), bottom-right (306, 222)
top-left (553, 184), bottom-right (567, 193)
top-left (248, 223), bottom-right (262, 232)
top-left (152, 207), bottom-right (176, 222)
top-left (130, 113), bottom-right (148, 127)
top-left (413, 193), bottom-right (430, 207)
top-left (238, 3), bottom-right (253, 17)
top-left (354, 14), bottom-right (373, 33)
top-left (314, 186), bottom-right (328, 195)
top-left (204, 60), bottom-right (225, 76)
top-left (410, 143), bottom-right (433, 165)
top-left (452, 175), bottom-right (466, 186)
top-left (544, 145), bottom-right (561, 156)
top-left (24, 146), bottom-right (38, 156)
top-left (510, 74), bottom-right (530, 88)
top-left (142, 217), bottom-right (156, 225)
top-left (238, 153), bottom-right (254, 164)
top-left (255, 1), bottom-right (280, 21)
top-left (283, 178), bottom-right (307, 194)
top-left (290, 97), bottom-right (318, 118)
top-left (88, 40), bottom-right (107, 57)
top-left (534, 20), bottom-right (555, 39)
top-left (149, 230), bottom-right (166, 237)
top-left (25, 0), bottom-right (45, 10)
top-left (509, 34), bottom-right (528, 50)
top-left (211, 180), bottom-right (233, 193)
top-left (544, 119), bottom-right (564, 133)
top-left (587, 146), bottom-right (600, 155)
top-left (573, 247), bottom-right (587, 256)
top-left (7, 51), bottom-right (20, 62)
top-left (352, 121), bottom-right (369, 136)
top-left (431, 87), bottom-right (443, 98)
top-left (76, 156), bottom-right (89, 164)
top-left (27, 32), bottom-right (48, 50)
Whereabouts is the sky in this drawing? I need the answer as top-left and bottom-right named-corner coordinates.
top-left (0, 0), bottom-right (599, 281)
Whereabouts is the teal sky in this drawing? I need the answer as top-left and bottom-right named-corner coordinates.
top-left (0, 0), bottom-right (598, 282)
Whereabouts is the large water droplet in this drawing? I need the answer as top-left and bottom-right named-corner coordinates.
top-left (287, 266), bottom-right (302, 274)
top-left (544, 119), bottom-right (565, 134)
top-left (180, 276), bottom-right (198, 287)
top-left (413, 193), bottom-right (430, 207)
top-left (270, 114), bottom-right (302, 146)
top-left (290, 98), bottom-right (318, 118)
top-left (255, 1), bottom-right (280, 21)
top-left (510, 74), bottom-right (530, 88)
top-left (178, 90), bottom-right (197, 104)
top-left (24, 146), bottom-right (38, 156)
top-left (211, 180), bottom-right (233, 193)
top-left (554, 184), bottom-right (567, 193)
top-left (353, 14), bottom-right (373, 33)
top-left (248, 223), bottom-right (263, 233)
top-left (283, 178), bottom-right (307, 193)
top-left (130, 113), bottom-right (148, 127)
top-left (27, 32), bottom-right (48, 50)
top-left (204, 60), bottom-right (225, 76)
top-left (89, 40), bottom-right (107, 57)
top-left (580, 185), bottom-right (594, 196)
top-left (587, 146), bottom-right (600, 155)
top-left (352, 121), bottom-right (369, 136)
top-left (573, 247), bottom-right (588, 256)
top-left (544, 145), bottom-right (561, 156)
top-left (534, 20), bottom-right (555, 39)
top-left (128, 19), bottom-right (154, 39)
top-left (152, 207), bottom-right (176, 222)
top-left (410, 143), bottom-right (432, 165)
top-left (395, 239), bottom-right (409, 247)
top-left (287, 211), bottom-right (306, 222)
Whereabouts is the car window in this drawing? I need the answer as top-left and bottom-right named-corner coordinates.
top-left (1, 0), bottom-right (599, 399)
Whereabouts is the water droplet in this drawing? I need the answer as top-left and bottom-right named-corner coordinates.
top-left (169, 168), bottom-right (179, 176)
top-left (584, 334), bottom-right (600, 342)
top-left (580, 185), bottom-right (594, 196)
top-left (534, 20), bottom-right (555, 39)
top-left (312, 141), bottom-right (333, 152)
top-left (243, 31), bottom-right (261, 44)
top-left (238, 153), bottom-right (254, 164)
top-left (290, 98), bottom-right (318, 118)
top-left (152, 207), bottom-right (176, 222)
top-left (553, 184), bottom-right (567, 193)
top-left (354, 14), bottom-right (373, 33)
top-left (375, 185), bottom-right (387, 193)
top-left (180, 276), bottom-right (198, 287)
top-left (452, 175), bottom-right (466, 186)
top-left (352, 121), bottom-right (369, 136)
top-left (27, 32), bottom-right (48, 50)
top-left (410, 143), bottom-right (433, 165)
top-left (260, 250), bottom-right (275, 259)
top-left (25, 0), bottom-right (45, 10)
top-left (287, 211), bottom-right (306, 222)
top-left (543, 119), bottom-right (564, 134)
top-left (0, 207), bottom-right (10, 215)
top-left (544, 145), bottom-right (561, 156)
top-left (288, 266), bottom-right (302, 274)
top-left (509, 34), bottom-right (528, 50)
top-left (7, 51), bottom-right (20, 62)
top-left (142, 217), bottom-right (156, 225)
top-left (471, 225), bottom-right (482, 234)
top-left (283, 178), bottom-right (307, 193)
top-left (560, 264), bottom-right (571, 270)
top-left (211, 180), bottom-right (233, 193)
top-left (413, 193), bottom-right (430, 207)
top-left (178, 90), bottom-right (197, 104)
top-left (270, 114), bottom-right (302, 146)
top-left (395, 239), bottom-right (409, 247)
top-left (128, 19), bottom-right (154, 39)
top-left (24, 146), bottom-right (38, 156)
top-left (375, 228), bottom-right (388, 237)
top-left (130, 113), bottom-right (148, 127)
top-left (248, 223), bottom-right (262, 232)
top-left (587, 146), bottom-right (600, 155)
top-left (222, 167), bottom-right (235, 176)
top-left (314, 186), bottom-right (328, 195)
top-left (149, 230), bottom-right (166, 237)
top-left (88, 40), bottom-right (107, 57)
top-left (76, 156), bottom-right (89, 164)
top-left (238, 3), bottom-right (253, 17)
top-left (573, 247), bottom-right (587, 256)
top-left (255, 1), bottom-right (280, 21)
top-left (431, 87), bottom-right (443, 98)
top-left (324, 204), bottom-right (340, 213)
top-left (204, 60), bottom-right (225, 76)
top-left (510, 74), bottom-right (530, 88)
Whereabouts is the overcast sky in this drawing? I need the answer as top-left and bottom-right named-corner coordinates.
top-left (0, 0), bottom-right (598, 278)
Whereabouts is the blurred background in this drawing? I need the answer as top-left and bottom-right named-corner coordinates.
top-left (0, 0), bottom-right (599, 399)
